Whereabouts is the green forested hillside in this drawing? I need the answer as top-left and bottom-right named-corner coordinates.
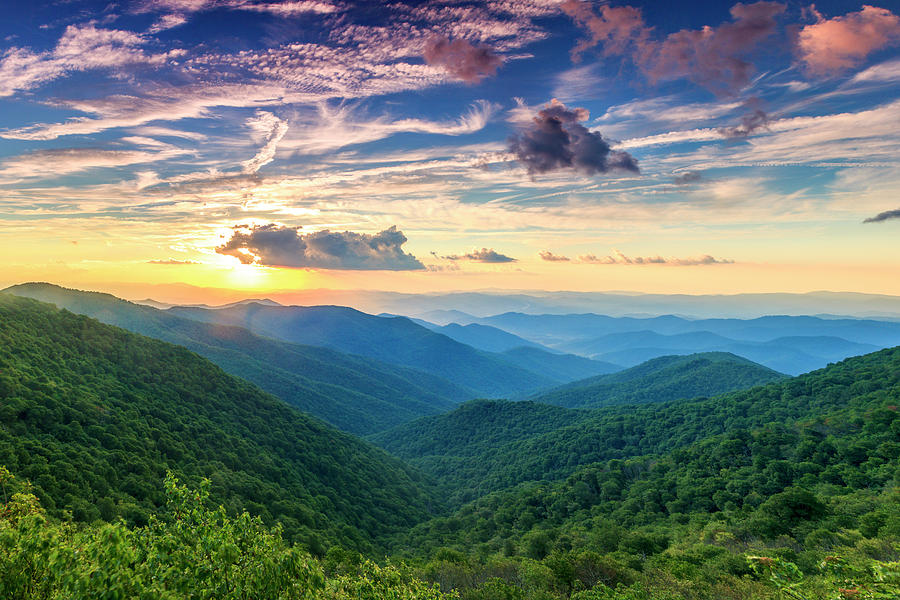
top-left (376, 348), bottom-right (899, 507)
top-left (4, 283), bottom-right (467, 434)
top-left (0, 293), bottom-right (435, 553)
top-left (530, 352), bottom-right (785, 409)
top-left (384, 348), bottom-right (899, 600)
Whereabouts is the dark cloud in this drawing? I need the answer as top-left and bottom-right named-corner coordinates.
top-left (717, 109), bottom-right (770, 138)
top-left (863, 209), bottom-right (900, 223)
top-left (579, 250), bottom-right (734, 266)
top-left (508, 99), bottom-right (639, 177)
top-left (436, 248), bottom-right (517, 263)
top-left (216, 224), bottom-right (424, 270)
top-left (561, 1), bottom-right (786, 96)
top-left (673, 171), bottom-right (703, 185)
top-left (423, 35), bottom-right (503, 83)
top-left (539, 250), bottom-right (571, 262)
top-left (147, 259), bottom-right (201, 265)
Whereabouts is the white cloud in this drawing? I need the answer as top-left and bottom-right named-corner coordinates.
top-left (0, 147), bottom-right (185, 183)
top-left (242, 111), bottom-right (289, 173)
top-left (851, 59), bottom-right (900, 84)
top-left (279, 100), bottom-right (498, 154)
top-left (0, 24), bottom-right (171, 97)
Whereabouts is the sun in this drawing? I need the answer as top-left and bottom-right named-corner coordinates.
top-left (223, 261), bottom-right (271, 290)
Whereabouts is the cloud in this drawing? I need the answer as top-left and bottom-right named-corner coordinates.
top-left (539, 250), bottom-right (571, 262)
top-left (578, 250), bottom-right (734, 266)
top-left (645, 2), bottom-right (785, 95)
top-left (508, 99), bottom-right (639, 177)
top-left (242, 111), bottom-right (289, 173)
top-left (717, 108), bottom-right (770, 138)
top-left (560, 1), bottom-right (647, 60)
top-left (0, 24), bottom-right (170, 97)
top-left (423, 35), bottom-right (503, 83)
top-left (436, 248), bottom-right (517, 263)
top-left (216, 223), bottom-right (425, 270)
top-left (147, 258), bottom-right (201, 264)
top-left (279, 100), bottom-right (498, 154)
top-left (235, 1), bottom-right (340, 16)
top-left (142, 0), bottom-right (339, 30)
top-left (851, 58), bottom-right (900, 83)
top-left (561, 1), bottom-right (785, 95)
top-left (796, 5), bottom-right (900, 75)
top-left (673, 171), bottom-right (703, 185)
top-left (0, 147), bottom-right (183, 181)
top-left (863, 208), bottom-right (900, 223)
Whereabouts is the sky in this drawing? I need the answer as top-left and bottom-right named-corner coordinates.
top-left (1, 0), bottom-right (899, 302)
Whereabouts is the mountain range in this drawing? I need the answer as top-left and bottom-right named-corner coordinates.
top-left (445, 312), bottom-right (900, 375)
top-left (3, 282), bottom-right (898, 600)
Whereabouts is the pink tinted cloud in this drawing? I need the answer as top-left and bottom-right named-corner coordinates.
top-left (560, 1), bottom-right (786, 95)
top-left (641, 2), bottom-right (785, 95)
top-left (560, 0), bottom-right (647, 60)
top-left (796, 5), bottom-right (900, 75)
top-left (423, 35), bottom-right (503, 83)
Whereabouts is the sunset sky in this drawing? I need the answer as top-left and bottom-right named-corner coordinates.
top-left (2, 0), bottom-right (899, 301)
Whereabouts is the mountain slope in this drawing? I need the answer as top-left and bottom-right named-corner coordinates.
top-left (375, 347), bottom-right (900, 507)
top-left (168, 303), bottom-right (558, 397)
top-left (530, 352), bottom-right (785, 409)
top-left (0, 293), bottom-right (435, 552)
top-left (419, 321), bottom-right (621, 382)
top-left (425, 322), bottom-right (546, 352)
top-left (4, 283), bottom-right (466, 435)
top-left (500, 346), bottom-right (620, 385)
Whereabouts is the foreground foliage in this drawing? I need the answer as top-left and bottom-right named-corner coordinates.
top-left (5, 468), bottom-right (895, 600)
top-left (0, 469), bottom-right (450, 600)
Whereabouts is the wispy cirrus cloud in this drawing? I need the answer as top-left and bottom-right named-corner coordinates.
top-left (0, 147), bottom-right (186, 183)
top-left (242, 111), bottom-right (289, 173)
top-left (140, 0), bottom-right (340, 31)
top-left (279, 100), bottom-right (498, 154)
top-left (617, 98), bottom-right (900, 168)
top-left (851, 58), bottom-right (900, 84)
top-left (0, 24), bottom-right (176, 97)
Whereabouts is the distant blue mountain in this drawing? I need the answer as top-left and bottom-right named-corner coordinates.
top-left (467, 313), bottom-right (900, 375)
top-left (168, 303), bottom-right (561, 397)
top-left (425, 322), bottom-right (547, 353)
